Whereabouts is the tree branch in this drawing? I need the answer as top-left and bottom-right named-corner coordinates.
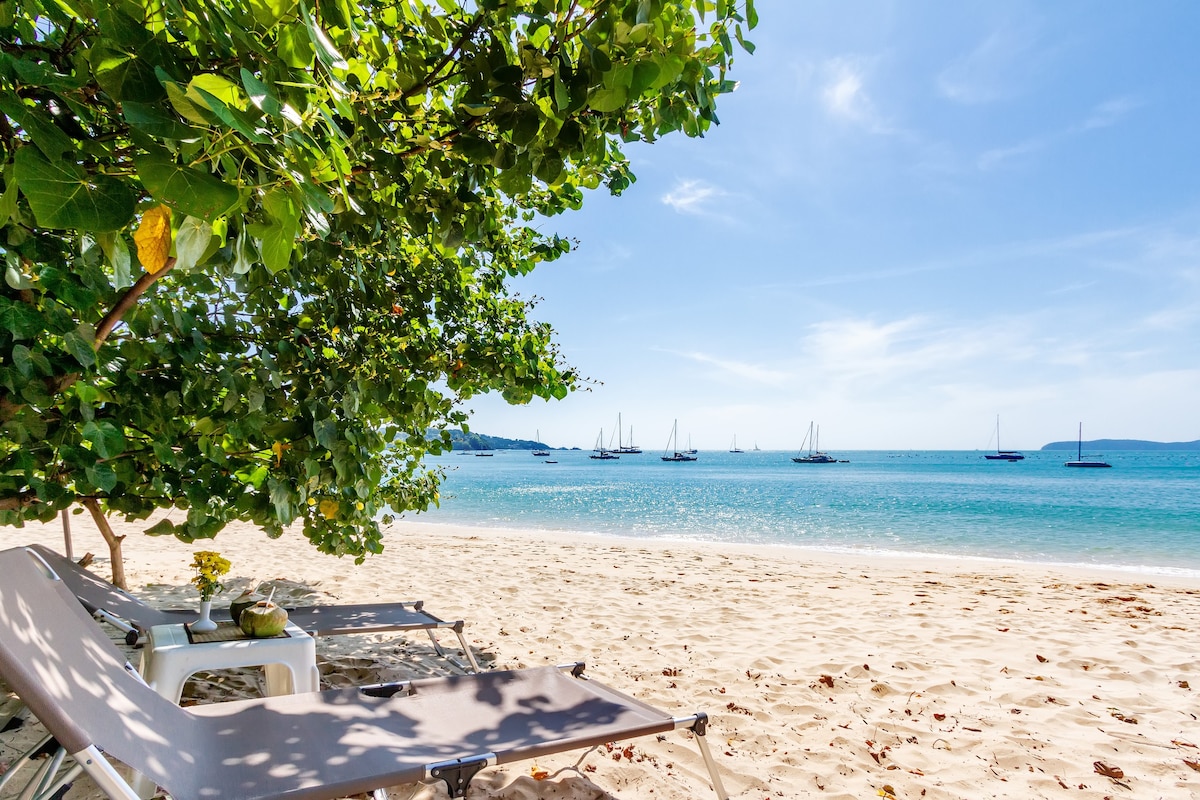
top-left (0, 492), bottom-right (38, 512)
top-left (401, 14), bottom-right (484, 102)
top-left (94, 257), bottom-right (177, 348)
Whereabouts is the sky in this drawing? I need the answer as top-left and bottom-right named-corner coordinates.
top-left (463, 0), bottom-right (1200, 451)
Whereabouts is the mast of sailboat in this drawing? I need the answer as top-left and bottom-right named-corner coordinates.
top-left (1077, 422), bottom-right (1082, 461)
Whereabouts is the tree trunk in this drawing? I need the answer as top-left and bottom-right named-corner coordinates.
top-left (82, 499), bottom-right (127, 590)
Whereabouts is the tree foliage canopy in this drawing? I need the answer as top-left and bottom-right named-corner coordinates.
top-left (0, 0), bottom-right (755, 559)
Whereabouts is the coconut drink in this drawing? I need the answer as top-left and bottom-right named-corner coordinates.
top-left (228, 590), bottom-right (265, 625)
top-left (238, 600), bottom-right (289, 637)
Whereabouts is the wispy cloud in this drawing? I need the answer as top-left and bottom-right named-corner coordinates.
top-left (672, 350), bottom-right (791, 386)
top-left (937, 20), bottom-right (1043, 105)
top-left (660, 179), bottom-right (730, 219)
top-left (1082, 96), bottom-right (1140, 130)
top-left (822, 58), bottom-right (870, 120)
top-left (817, 57), bottom-right (897, 135)
top-left (977, 96), bottom-right (1141, 170)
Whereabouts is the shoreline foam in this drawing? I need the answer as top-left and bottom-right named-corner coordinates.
top-left (3, 514), bottom-right (1198, 799)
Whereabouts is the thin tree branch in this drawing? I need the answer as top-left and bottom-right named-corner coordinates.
top-left (95, 257), bottom-right (177, 348)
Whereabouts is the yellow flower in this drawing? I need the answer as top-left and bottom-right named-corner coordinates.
top-left (190, 550), bottom-right (231, 600)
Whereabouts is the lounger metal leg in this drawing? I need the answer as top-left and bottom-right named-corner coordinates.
top-left (673, 713), bottom-right (729, 800)
top-left (70, 746), bottom-right (142, 800)
top-left (31, 762), bottom-right (81, 800)
top-left (452, 629), bottom-right (481, 673)
top-left (424, 626), bottom-right (481, 673)
top-left (693, 728), bottom-right (730, 800)
top-left (0, 734), bottom-right (51, 794)
top-left (15, 745), bottom-right (64, 800)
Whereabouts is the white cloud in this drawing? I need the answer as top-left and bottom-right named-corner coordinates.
top-left (660, 179), bottom-right (724, 216)
top-left (819, 57), bottom-right (886, 131)
top-left (1082, 96), bottom-right (1139, 130)
top-left (977, 96), bottom-right (1141, 170)
top-left (937, 21), bottom-right (1042, 105)
top-left (674, 350), bottom-right (791, 386)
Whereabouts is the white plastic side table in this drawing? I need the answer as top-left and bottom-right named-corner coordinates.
top-left (139, 620), bottom-right (320, 704)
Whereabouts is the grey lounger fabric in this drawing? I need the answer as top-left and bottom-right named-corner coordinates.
top-left (24, 543), bottom-right (479, 670)
top-left (0, 546), bottom-right (728, 799)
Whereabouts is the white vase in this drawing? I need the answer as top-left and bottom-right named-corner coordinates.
top-left (191, 599), bottom-right (217, 632)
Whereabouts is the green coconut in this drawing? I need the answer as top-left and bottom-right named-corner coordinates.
top-left (228, 590), bottom-right (265, 625)
top-left (238, 600), bottom-right (289, 637)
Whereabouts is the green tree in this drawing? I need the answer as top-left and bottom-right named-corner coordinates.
top-left (0, 0), bottom-right (755, 586)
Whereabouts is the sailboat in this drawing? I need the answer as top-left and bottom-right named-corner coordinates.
top-left (752, 442), bottom-right (761, 451)
top-left (683, 434), bottom-right (697, 455)
top-left (613, 413), bottom-right (642, 454)
top-left (984, 415), bottom-right (1024, 461)
top-left (729, 435), bottom-right (744, 453)
top-left (661, 420), bottom-right (698, 462)
top-left (1064, 423), bottom-right (1111, 468)
top-left (532, 429), bottom-right (550, 457)
top-left (792, 422), bottom-right (837, 464)
top-left (589, 428), bottom-right (619, 460)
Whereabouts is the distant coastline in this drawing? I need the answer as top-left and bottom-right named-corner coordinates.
top-left (1039, 439), bottom-right (1200, 451)
top-left (437, 429), bottom-right (563, 451)
top-left (440, 428), bottom-right (1200, 453)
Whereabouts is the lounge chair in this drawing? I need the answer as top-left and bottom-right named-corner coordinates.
top-left (0, 546), bottom-right (729, 800)
top-left (24, 543), bottom-right (481, 672)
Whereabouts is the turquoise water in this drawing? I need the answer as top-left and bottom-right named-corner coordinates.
top-left (419, 449), bottom-right (1200, 576)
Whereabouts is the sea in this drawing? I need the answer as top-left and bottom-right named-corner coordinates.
top-left (417, 449), bottom-right (1200, 578)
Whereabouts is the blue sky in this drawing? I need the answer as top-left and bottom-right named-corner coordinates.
top-left (465, 0), bottom-right (1200, 451)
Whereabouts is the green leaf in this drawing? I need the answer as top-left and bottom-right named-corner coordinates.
top-left (144, 518), bottom-right (179, 536)
top-left (82, 420), bottom-right (126, 459)
top-left (510, 107), bottom-right (541, 147)
top-left (314, 417), bottom-right (338, 449)
top-left (6, 55), bottom-right (85, 93)
top-left (173, 216), bottom-right (213, 271)
top-left (0, 298), bottom-right (43, 340)
top-left (251, 187), bottom-right (300, 273)
top-left (189, 74), bottom-right (244, 109)
top-left (164, 81), bottom-right (214, 126)
top-left (0, 178), bottom-right (18, 226)
top-left (4, 255), bottom-right (34, 290)
top-left (630, 61), bottom-right (661, 97)
top-left (63, 327), bottom-right (97, 368)
top-left (123, 101), bottom-right (201, 140)
top-left (91, 47), bottom-right (165, 103)
top-left (277, 22), bottom-right (315, 68)
top-left (0, 92), bottom-right (75, 160)
top-left (587, 86), bottom-right (628, 113)
top-left (590, 46), bottom-right (612, 73)
top-left (97, 232), bottom-right (133, 289)
top-left (249, 0), bottom-right (297, 28)
top-left (240, 68), bottom-right (283, 117)
top-left (300, 1), bottom-right (348, 69)
top-left (11, 344), bottom-right (32, 377)
top-left (13, 147), bottom-right (136, 232)
top-left (84, 463), bottom-right (118, 493)
top-left (190, 86), bottom-right (267, 143)
top-left (134, 155), bottom-right (240, 221)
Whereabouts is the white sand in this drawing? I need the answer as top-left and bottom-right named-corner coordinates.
top-left (2, 514), bottom-right (1199, 799)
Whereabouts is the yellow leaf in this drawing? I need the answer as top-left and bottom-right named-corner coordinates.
top-left (134, 205), bottom-right (172, 273)
top-left (318, 499), bottom-right (339, 520)
top-left (271, 441), bottom-right (291, 466)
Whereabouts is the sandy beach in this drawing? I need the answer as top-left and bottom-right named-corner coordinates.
top-left (2, 514), bottom-right (1198, 799)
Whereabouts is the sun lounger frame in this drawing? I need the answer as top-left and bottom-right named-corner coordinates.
top-left (25, 543), bottom-right (481, 672)
top-left (0, 546), bottom-right (729, 800)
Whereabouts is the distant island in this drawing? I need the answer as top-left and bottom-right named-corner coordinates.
top-left (435, 429), bottom-right (561, 451)
top-left (1040, 439), bottom-right (1200, 451)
